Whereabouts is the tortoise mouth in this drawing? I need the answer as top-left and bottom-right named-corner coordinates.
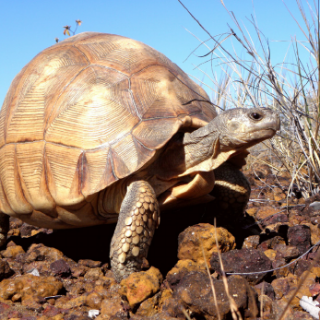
top-left (245, 128), bottom-right (278, 141)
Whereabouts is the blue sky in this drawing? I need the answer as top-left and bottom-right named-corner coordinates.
top-left (0, 0), bottom-right (315, 105)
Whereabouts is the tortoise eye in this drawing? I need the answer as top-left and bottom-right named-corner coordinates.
top-left (250, 112), bottom-right (263, 121)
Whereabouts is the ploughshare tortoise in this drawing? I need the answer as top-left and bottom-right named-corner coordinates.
top-left (0, 32), bottom-right (280, 281)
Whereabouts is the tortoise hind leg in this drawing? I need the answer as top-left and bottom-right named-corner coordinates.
top-left (0, 212), bottom-right (9, 247)
top-left (110, 180), bottom-right (159, 282)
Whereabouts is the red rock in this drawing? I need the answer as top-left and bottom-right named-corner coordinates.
top-left (174, 272), bottom-right (258, 319)
top-left (0, 274), bottom-right (63, 301)
top-left (0, 259), bottom-right (14, 280)
top-left (119, 266), bottom-right (163, 308)
top-left (50, 259), bottom-right (71, 277)
top-left (100, 295), bottom-right (128, 319)
top-left (1, 245), bottom-right (25, 259)
top-left (84, 267), bottom-right (103, 281)
top-left (177, 223), bottom-right (235, 264)
top-left (210, 248), bottom-right (272, 285)
top-left (78, 259), bottom-right (102, 268)
top-left (287, 225), bottom-right (311, 255)
top-left (242, 235), bottom-right (260, 249)
top-left (309, 283), bottom-right (320, 296)
top-left (166, 259), bottom-right (206, 289)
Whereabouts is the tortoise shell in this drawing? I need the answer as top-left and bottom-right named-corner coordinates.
top-left (0, 32), bottom-right (216, 225)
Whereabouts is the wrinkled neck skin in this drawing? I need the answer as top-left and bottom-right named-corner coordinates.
top-left (152, 116), bottom-right (245, 181)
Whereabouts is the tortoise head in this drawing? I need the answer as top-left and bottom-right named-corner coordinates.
top-left (174, 107), bottom-right (279, 173)
top-left (208, 107), bottom-right (280, 150)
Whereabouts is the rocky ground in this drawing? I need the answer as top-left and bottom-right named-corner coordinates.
top-left (0, 163), bottom-right (320, 319)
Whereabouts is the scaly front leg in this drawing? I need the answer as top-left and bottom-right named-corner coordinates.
top-left (110, 180), bottom-right (159, 282)
top-left (211, 162), bottom-right (251, 221)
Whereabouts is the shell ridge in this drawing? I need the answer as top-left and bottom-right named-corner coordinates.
top-left (4, 65), bottom-right (30, 144)
top-left (0, 170), bottom-right (14, 214)
top-left (107, 150), bottom-right (118, 185)
top-left (127, 77), bottom-right (142, 120)
top-left (72, 44), bottom-right (92, 65)
top-left (14, 144), bottom-right (33, 211)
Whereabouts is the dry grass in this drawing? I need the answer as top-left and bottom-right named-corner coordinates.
top-left (179, 0), bottom-right (320, 199)
top-left (176, 1), bottom-right (320, 318)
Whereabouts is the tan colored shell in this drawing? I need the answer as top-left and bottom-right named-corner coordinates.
top-left (0, 32), bottom-right (216, 224)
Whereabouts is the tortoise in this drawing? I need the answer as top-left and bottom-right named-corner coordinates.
top-left (0, 32), bottom-right (280, 282)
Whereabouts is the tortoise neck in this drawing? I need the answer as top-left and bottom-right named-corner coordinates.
top-left (152, 128), bottom-right (221, 181)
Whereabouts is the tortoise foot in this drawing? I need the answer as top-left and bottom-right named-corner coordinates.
top-left (110, 180), bottom-right (159, 282)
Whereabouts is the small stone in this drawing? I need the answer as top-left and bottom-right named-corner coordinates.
top-left (210, 248), bottom-right (272, 285)
top-left (310, 201), bottom-right (320, 211)
top-left (288, 225), bottom-right (311, 255)
top-left (100, 296), bottom-right (125, 319)
top-left (242, 235), bottom-right (260, 249)
top-left (24, 243), bottom-right (63, 263)
top-left (119, 266), bottom-right (163, 308)
top-left (274, 244), bottom-right (300, 261)
top-left (254, 281), bottom-right (275, 300)
top-left (78, 259), bottom-right (102, 268)
top-left (261, 213), bottom-right (288, 227)
top-left (263, 249), bottom-right (277, 261)
top-left (256, 206), bottom-right (279, 221)
top-left (84, 268), bottom-right (103, 281)
top-left (0, 260), bottom-right (14, 280)
top-left (88, 309), bottom-right (100, 318)
top-left (167, 259), bottom-right (206, 288)
top-left (0, 274), bottom-right (63, 301)
top-left (178, 223), bottom-right (235, 264)
top-left (55, 295), bottom-right (86, 309)
top-left (1, 245), bottom-right (25, 259)
top-left (50, 259), bottom-right (71, 277)
top-left (172, 272), bottom-right (258, 319)
top-left (247, 207), bottom-right (258, 216)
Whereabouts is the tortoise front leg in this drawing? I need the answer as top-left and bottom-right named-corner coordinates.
top-left (0, 212), bottom-right (9, 247)
top-left (110, 180), bottom-right (159, 282)
top-left (211, 162), bottom-right (251, 221)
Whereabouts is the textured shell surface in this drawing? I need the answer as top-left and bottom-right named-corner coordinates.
top-left (0, 32), bottom-right (216, 223)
